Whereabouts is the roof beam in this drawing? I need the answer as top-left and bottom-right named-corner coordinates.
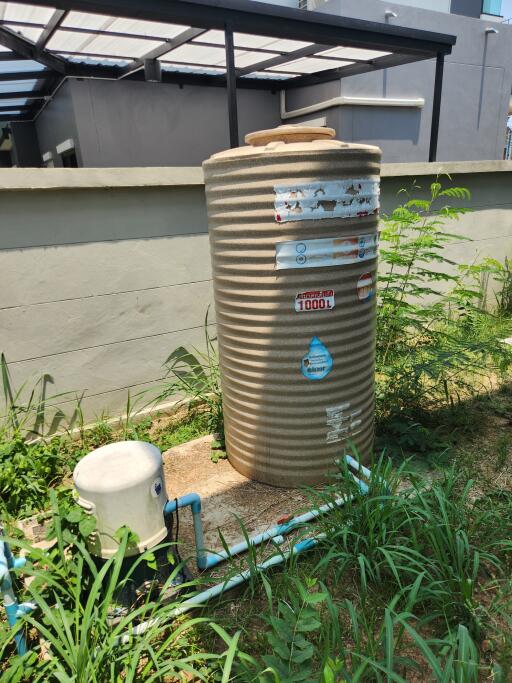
top-left (0, 114), bottom-right (32, 121)
top-left (0, 104), bottom-right (31, 111)
top-left (236, 43), bottom-right (332, 77)
top-left (0, 89), bottom-right (48, 100)
top-left (0, 53), bottom-right (24, 61)
top-left (0, 69), bottom-right (50, 81)
top-left (119, 27), bottom-right (208, 78)
top-left (35, 9), bottom-right (67, 51)
top-left (10, 0), bottom-right (456, 56)
top-left (281, 51), bottom-right (431, 89)
top-left (0, 26), bottom-right (68, 73)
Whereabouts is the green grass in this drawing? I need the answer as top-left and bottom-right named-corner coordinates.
top-left (3, 392), bottom-right (512, 681)
top-left (0, 408), bottom-right (210, 520)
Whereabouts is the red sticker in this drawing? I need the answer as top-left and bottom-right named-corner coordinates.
top-left (357, 273), bottom-right (374, 301)
top-left (295, 289), bottom-right (335, 312)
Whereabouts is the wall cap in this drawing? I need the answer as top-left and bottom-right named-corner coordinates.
top-left (381, 160), bottom-right (512, 177)
top-left (0, 160), bottom-right (510, 191)
top-left (0, 166), bottom-right (204, 190)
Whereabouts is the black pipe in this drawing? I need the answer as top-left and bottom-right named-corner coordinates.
top-left (224, 23), bottom-right (239, 149)
top-left (428, 52), bottom-right (445, 163)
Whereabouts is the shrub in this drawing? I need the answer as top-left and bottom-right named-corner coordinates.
top-left (377, 181), bottom-right (512, 448)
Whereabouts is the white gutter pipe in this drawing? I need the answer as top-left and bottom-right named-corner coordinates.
top-left (280, 89), bottom-right (425, 121)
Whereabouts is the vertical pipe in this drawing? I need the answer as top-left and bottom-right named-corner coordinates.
top-left (428, 52), bottom-right (445, 163)
top-left (224, 24), bottom-right (239, 148)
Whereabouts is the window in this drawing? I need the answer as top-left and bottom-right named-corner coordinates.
top-left (482, 0), bottom-right (502, 16)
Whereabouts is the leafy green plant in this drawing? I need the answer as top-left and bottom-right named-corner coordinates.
top-left (1, 353), bottom-right (79, 441)
top-left (494, 256), bottom-right (512, 316)
top-left (156, 310), bottom-right (224, 459)
top-left (377, 180), bottom-right (512, 449)
top-left (0, 532), bottom-right (230, 681)
top-left (0, 436), bottom-right (64, 517)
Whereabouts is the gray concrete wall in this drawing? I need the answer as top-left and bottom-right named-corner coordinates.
top-left (0, 162), bottom-right (510, 425)
top-left (386, 0), bottom-right (450, 11)
top-left (35, 81), bottom-right (82, 168)
top-left (451, 0), bottom-right (482, 17)
top-left (69, 79), bottom-right (280, 167)
top-left (10, 122), bottom-right (41, 167)
top-left (292, 0), bottom-right (512, 162)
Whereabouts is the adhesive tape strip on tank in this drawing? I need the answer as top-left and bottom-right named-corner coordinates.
top-left (274, 178), bottom-right (380, 223)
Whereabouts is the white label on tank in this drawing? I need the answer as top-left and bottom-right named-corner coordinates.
top-left (276, 234), bottom-right (378, 270)
top-left (326, 404), bottom-right (363, 444)
top-left (295, 289), bottom-right (335, 313)
top-left (274, 178), bottom-right (380, 223)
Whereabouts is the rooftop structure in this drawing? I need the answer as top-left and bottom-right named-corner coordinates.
top-left (0, 0), bottom-right (455, 158)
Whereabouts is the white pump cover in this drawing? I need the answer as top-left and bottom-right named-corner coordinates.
top-left (73, 441), bottom-right (168, 558)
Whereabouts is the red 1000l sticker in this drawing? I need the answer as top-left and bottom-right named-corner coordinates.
top-left (295, 289), bottom-right (335, 313)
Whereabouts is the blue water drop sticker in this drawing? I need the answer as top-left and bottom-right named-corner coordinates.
top-left (301, 336), bottom-right (333, 380)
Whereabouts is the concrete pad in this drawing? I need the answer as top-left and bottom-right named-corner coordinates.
top-left (162, 435), bottom-right (313, 570)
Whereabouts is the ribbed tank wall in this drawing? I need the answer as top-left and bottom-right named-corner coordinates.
top-left (203, 130), bottom-right (381, 487)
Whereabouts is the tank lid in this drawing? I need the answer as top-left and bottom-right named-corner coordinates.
top-left (245, 125), bottom-right (336, 146)
top-left (73, 441), bottom-right (163, 493)
top-left (204, 125), bottom-right (380, 163)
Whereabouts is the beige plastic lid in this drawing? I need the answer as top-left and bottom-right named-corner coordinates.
top-left (204, 124), bottom-right (380, 164)
top-left (245, 124), bottom-right (336, 146)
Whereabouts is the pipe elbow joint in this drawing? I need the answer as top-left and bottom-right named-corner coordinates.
top-left (188, 494), bottom-right (202, 515)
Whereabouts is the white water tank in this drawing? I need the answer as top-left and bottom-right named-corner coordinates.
top-left (73, 441), bottom-right (168, 559)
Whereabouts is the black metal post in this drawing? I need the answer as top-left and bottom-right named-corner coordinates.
top-left (224, 23), bottom-right (239, 148)
top-left (428, 52), bottom-right (444, 162)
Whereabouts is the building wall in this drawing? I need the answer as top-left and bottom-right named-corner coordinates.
top-left (0, 163), bottom-right (510, 425)
top-left (10, 122), bottom-right (41, 167)
top-left (292, 0), bottom-right (512, 162)
top-left (451, 0), bottom-right (482, 18)
top-left (380, 0), bottom-right (451, 12)
top-left (35, 81), bottom-right (82, 168)
top-left (68, 79), bottom-right (280, 167)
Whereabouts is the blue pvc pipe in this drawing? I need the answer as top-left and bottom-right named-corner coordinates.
top-left (163, 454), bottom-right (371, 571)
top-left (114, 532), bottom-right (325, 645)
top-left (0, 539), bottom-right (28, 655)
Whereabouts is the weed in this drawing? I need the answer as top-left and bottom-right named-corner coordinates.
top-left (0, 525), bottom-right (234, 682)
top-left (156, 310), bottom-right (224, 458)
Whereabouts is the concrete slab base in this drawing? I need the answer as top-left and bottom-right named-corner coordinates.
top-left (162, 435), bottom-right (314, 572)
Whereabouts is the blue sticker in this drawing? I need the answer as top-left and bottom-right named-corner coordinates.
top-left (301, 336), bottom-right (333, 380)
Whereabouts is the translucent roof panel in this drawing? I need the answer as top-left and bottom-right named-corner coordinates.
top-left (60, 53), bottom-right (132, 67)
top-left (47, 31), bottom-right (163, 58)
top-left (268, 57), bottom-right (354, 74)
top-left (197, 29), bottom-right (311, 53)
top-left (0, 78), bottom-right (39, 92)
top-left (234, 50), bottom-right (281, 68)
top-left (0, 59), bottom-right (45, 72)
top-left (247, 71), bottom-right (300, 79)
top-left (317, 47), bottom-right (391, 61)
top-left (62, 12), bottom-right (189, 40)
top-left (162, 63), bottom-right (225, 76)
top-left (160, 43), bottom-right (229, 67)
top-left (0, 2), bottom-right (55, 24)
top-left (1, 97), bottom-right (29, 106)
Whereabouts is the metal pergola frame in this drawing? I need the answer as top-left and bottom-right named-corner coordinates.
top-left (0, 0), bottom-right (456, 161)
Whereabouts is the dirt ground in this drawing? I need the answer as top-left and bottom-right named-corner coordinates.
top-left (162, 435), bottom-right (313, 571)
